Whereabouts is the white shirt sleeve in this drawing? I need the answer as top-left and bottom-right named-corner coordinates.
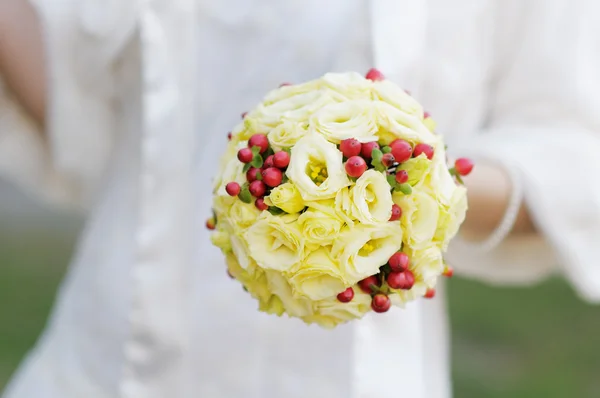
top-left (0, 0), bottom-right (136, 210)
top-left (443, 0), bottom-right (600, 302)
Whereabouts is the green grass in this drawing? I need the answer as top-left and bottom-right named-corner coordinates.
top-left (1, 230), bottom-right (599, 396)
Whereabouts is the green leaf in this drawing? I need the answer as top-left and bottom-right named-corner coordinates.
top-left (267, 206), bottom-right (285, 216)
top-left (371, 148), bottom-right (383, 162)
top-left (264, 147), bottom-right (275, 158)
top-left (397, 183), bottom-right (412, 195)
top-left (255, 172), bottom-right (262, 180)
top-left (238, 183), bottom-right (252, 203)
top-left (250, 145), bottom-right (261, 156)
top-left (448, 167), bottom-right (457, 177)
top-left (386, 174), bottom-right (397, 188)
top-left (455, 175), bottom-right (465, 185)
top-left (242, 163), bottom-right (252, 173)
top-left (283, 147), bottom-right (292, 155)
top-left (251, 154), bottom-right (264, 168)
top-left (282, 174), bottom-right (289, 184)
top-left (382, 146), bottom-right (392, 154)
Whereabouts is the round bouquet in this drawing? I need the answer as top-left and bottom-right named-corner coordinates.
top-left (207, 69), bottom-right (474, 329)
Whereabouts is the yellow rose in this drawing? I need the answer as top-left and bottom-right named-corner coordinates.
top-left (258, 295), bottom-right (285, 316)
top-left (373, 101), bottom-right (437, 146)
top-left (371, 79), bottom-right (422, 116)
top-left (265, 270), bottom-right (313, 317)
top-left (245, 212), bottom-right (304, 271)
top-left (331, 223), bottom-right (403, 284)
top-left (225, 254), bottom-right (270, 301)
top-left (302, 291), bottom-right (372, 329)
top-left (434, 186), bottom-right (468, 250)
top-left (297, 209), bottom-right (343, 247)
top-left (288, 248), bottom-right (347, 300)
top-left (254, 89), bottom-right (338, 126)
top-left (420, 139), bottom-right (455, 205)
top-left (210, 229), bottom-right (231, 253)
top-left (397, 154), bottom-right (432, 186)
top-left (349, 169), bottom-right (394, 225)
top-left (307, 198), bottom-right (354, 226)
top-left (265, 183), bottom-right (305, 213)
top-left (308, 100), bottom-right (378, 144)
top-left (228, 200), bottom-right (260, 230)
top-left (262, 80), bottom-right (323, 105)
top-left (267, 121), bottom-right (308, 150)
top-left (213, 141), bottom-right (247, 196)
top-left (407, 246), bottom-right (445, 281)
top-left (286, 133), bottom-right (351, 200)
top-left (393, 190), bottom-right (439, 250)
top-left (321, 72), bottom-right (373, 100)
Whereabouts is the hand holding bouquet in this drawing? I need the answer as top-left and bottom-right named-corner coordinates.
top-left (207, 69), bottom-right (473, 328)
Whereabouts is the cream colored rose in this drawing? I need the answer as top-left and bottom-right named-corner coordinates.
top-left (265, 183), bottom-right (305, 214)
top-left (288, 248), bottom-right (347, 301)
top-left (393, 190), bottom-right (439, 250)
top-left (267, 121), bottom-right (308, 150)
top-left (349, 169), bottom-right (394, 225)
top-left (245, 213), bottom-right (304, 271)
top-left (302, 291), bottom-right (372, 328)
top-left (253, 90), bottom-right (338, 127)
top-left (423, 139), bottom-right (456, 206)
top-left (331, 223), bottom-right (403, 284)
top-left (309, 100), bottom-right (378, 144)
top-left (210, 229), bottom-right (231, 253)
top-left (265, 270), bottom-right (313, 317)
top-left (213, 141), bottom-right (247, 196)
top-left (397, 154), bottom-right (432, 186)
top-left (434, 186), bottom-right (468, 250)
top-left (373, 101), bottom-right (437, 146)
top-left (321, 72), bottom-right (373, 100)
top-left (228, 200), bottom-right (260, 230)
top-left (286, 133), bottom-right (351, 200)
top-left (408, 246), bottom-right (445, 281)
top-left (371, 79), bottom-right (422, 115)
top-left (297, 209), bottom-right (343, 246)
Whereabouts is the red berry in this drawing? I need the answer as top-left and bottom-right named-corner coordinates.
top-left (345, 156), bottom-right (367, 178)
top-left (337, 287), bottom-right (354, 303)
top-left (206, 218), bottom-right (216, 230)
top-left (227, 132), bottom-right (232, 141)
top-left (390, 269), bottom-right (415, 290)
top-left (225, 182), bottom-right (241, 196)
top-left (263, 155), bottom-right (275, 169)
top-left (249, 180), bottom-right (266, 197)
top-left (395, 170), bottom-right (409, 184)
top-left (241, 112), bottom-right (248, 119)
top-left (371, 294), bottom-right (391, 313)
top-left (443, 266), bottom-right (454, 278)
top-left (262, 167), bottom-right (283, 187)
top-left (424, 288), bottom-right (436, 299)
top-left (454, 158), bottom-right (474, 176)
top-left (255, 197), bottom-right (269, 211)
top-left (238, 148), bottom-right (253, 163)
top-left (248, 134), bottom-right (269, 154)
top-left (365, 68), bottom-right (385, 81)
top-left (389, 204), bottom-right (402, 221)
top-left (279, 82), bottom-right (292, 87)
top-left (358, 275), bottom-right (381, 294)
top-left (273, 151), bottom-right (290, 168)
top-left (381, 153), bottom-right (396, 168)
top-left (361, 141), bottom-right (380, 159)
top-left (413, 143), bottom-right (434, 160)
top-left (388, 252), bottom-right (409, 273)
top-left (246, 167), bottom-right (261, 182)
top-left (390, 139), bottom-right (413, 163)
top-left (340, 138), bottom-right (362, 158)
top-left (424, 111), bottom-right (431, 119)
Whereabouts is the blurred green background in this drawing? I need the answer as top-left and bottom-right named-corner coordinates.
top-left (1, 186), bottom-right (599, 397)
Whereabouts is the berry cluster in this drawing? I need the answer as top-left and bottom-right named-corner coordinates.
top-left (228, 134), bottom-right (291, 212)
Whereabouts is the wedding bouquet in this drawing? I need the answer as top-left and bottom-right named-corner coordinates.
top-left (207, 69), bottom-right (473, 328)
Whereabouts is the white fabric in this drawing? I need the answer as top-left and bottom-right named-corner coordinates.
top-left (1, 0), bottom-right (599, 398)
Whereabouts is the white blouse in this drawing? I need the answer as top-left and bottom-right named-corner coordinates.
top-left (1, 1), bottom-right (599, 398)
